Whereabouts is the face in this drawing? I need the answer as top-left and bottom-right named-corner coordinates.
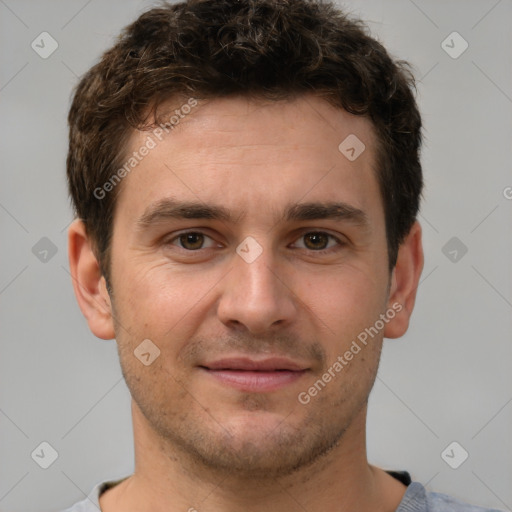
top-left (107, 94), bottom-right (393, 478)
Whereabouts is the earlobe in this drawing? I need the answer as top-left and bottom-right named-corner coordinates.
top-left (67, 219), bottom-right (115, 340)
top-left (383, 221), bottom-right (424, 340)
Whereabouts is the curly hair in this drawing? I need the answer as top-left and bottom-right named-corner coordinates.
top-left (66, 0), bottom-right (423, 286)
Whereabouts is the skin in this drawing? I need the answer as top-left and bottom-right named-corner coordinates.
top-left (68, 94), bottom-right (424, 512)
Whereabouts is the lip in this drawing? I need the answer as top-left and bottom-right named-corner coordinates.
top-left (202, 357), bottom-right (308, 372)
top-left (199, 357), bottom-right (310, 392)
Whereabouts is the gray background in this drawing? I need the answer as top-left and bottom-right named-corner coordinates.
top-left (1, 0), bottom-right (511, 511)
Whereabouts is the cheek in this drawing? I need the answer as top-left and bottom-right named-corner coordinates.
top-left (114, 259), bottom-right (220, 345)
top-left (299, 264), bottom-right (386, 336)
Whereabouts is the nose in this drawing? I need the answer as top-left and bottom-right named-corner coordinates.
top-left (217, 243), bottom-right (298, 335)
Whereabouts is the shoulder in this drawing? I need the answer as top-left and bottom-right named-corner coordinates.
top-left (399, 481), bottom-right (504, 512)
top-left (57, 478), bottom-right (125, 512)
top-left (427, 489), bottom-right (504, 512)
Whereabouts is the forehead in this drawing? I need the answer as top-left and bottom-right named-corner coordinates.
top-left (114, 94), bottom-right (383, 229)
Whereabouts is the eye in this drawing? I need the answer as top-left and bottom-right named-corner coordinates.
top-left (292, 231), bottom-right (344, 253)
top-left (167, 231), bottom-right (217, 250)
top-left (164, 230), bottom-right (345, 254)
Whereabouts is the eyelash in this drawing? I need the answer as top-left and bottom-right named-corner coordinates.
top-left (165, 230), bottom-right (346, 255)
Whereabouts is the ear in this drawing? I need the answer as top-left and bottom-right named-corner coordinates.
top-left (67, 219), bottom-right (115, 340)
top-left (383, 220), bottom-right (424, 339)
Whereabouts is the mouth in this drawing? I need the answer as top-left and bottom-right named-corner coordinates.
top-left (198, 357), bottom-right (309, 393)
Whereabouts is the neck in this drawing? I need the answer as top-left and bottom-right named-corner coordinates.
top-left (100, 400), bottom-right (406, 512)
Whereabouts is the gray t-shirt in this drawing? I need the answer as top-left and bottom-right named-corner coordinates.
top-left (59, 471), bottom-right (503, 511)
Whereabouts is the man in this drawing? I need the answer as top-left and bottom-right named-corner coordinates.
top-left (63, 0), bottom-right (501, 511)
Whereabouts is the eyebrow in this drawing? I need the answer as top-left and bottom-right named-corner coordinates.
top-left (136, 198), bottom-right (370, 231)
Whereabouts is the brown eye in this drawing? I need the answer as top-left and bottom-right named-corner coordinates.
top-left (303, 232), bottom-right (330, 250)
top-left (292, 231), bottom-right (344, 254)
top-left (167, 232), bottom-right (218, 251)
top-left (178, 233), bottom-right (205, 250)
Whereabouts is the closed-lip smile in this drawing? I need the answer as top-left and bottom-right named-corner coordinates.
top-left (199, 357), bottom-right (310, 392)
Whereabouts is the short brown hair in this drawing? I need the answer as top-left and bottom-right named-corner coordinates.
top-left (66, 0), bottom-right (423, 287)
